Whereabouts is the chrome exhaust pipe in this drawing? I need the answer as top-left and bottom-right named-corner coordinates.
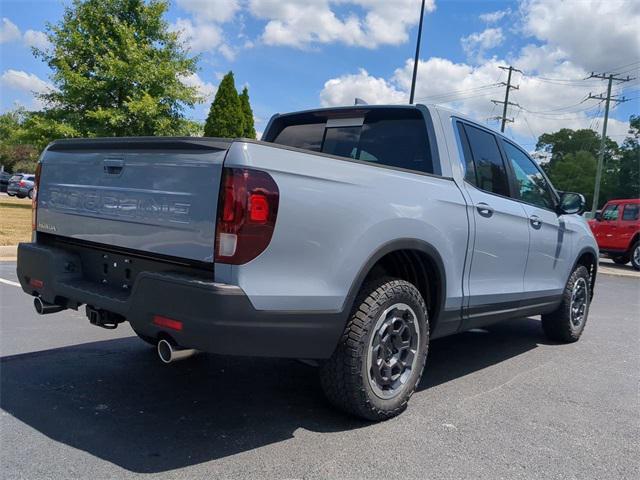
top-left (157, 338), bottom-right (197, 364)
top-left (34, 296), bottom-right (66, 315)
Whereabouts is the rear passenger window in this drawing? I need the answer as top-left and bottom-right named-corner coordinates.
top-left (460, 124), bottom-right (510, 197)
top-left (622, 204), bottom-right (639, 221)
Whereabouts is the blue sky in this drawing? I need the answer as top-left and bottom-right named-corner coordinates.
top-left (1, 0), bottom-right (638, 150)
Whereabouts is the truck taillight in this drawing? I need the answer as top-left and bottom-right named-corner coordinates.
top-left (215, 167), bottom-right (279, 264)
top-left (32, 163), bottom-right (42, 232)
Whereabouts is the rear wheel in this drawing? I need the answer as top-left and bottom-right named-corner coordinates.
top-left (320, 278), bottom-right (429, 421)
top-left (541, 265), bottom-right (591, 343)
top-left (631, 241), bottom-right (640, 271)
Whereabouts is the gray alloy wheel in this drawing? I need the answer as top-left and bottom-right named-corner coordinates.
top-left (366, 303), bottom-right (420, 400)
top-left (631, 242), bottom-right (640, 271)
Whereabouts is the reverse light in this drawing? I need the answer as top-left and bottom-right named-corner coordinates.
top-left (215, 168), bottom-right (279, 264)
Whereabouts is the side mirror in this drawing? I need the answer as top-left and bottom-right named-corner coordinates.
top-left (559, 192), bottom-right (586, 215)
top-left (595, 211), bottom-right (602, 221)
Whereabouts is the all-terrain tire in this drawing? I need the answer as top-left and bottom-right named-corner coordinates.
top-left (541, 265), bottom-right (591, 343)
top-left (320, 278), bottom-right (429, 421)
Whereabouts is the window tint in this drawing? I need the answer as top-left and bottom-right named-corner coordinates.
top-left (272, 122), bottom-right (325, 151)
top-left (322, 126), bottom-right (360, 158)
top-left (622, 204), bottom-right (639, 221)
top-left (502, 141), bottom-right (555, 209)
top-left (9, 175), bottom-right (22, 182)
top-left (462, 124), bottom-right (510, 196)
top-left (602, 204), bottom-right (619, 221)
top-left (271, 109), bottom-right (434, 174)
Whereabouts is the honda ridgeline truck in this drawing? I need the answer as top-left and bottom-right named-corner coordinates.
top-left (17, 104), bottom-right (598, 420)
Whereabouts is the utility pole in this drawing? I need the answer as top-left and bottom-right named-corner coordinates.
top-left (587, 72), bottom-right (632, 215)
top-left (409, 0), bottom-right (426, 104)
top-left (491, 65), bottom-right (522, 132)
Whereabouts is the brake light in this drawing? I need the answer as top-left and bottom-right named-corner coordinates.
top-left (32, 163), bottom-right (42, 232)
top-left (19, 180), bottom-right (26, 187)
top-left (215, 168), bottom-right (279, 264)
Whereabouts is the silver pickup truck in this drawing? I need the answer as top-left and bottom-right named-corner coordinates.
top-left (17, 104), bottom-right (598, 420)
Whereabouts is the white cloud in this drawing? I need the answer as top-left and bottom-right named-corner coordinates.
top-left (461, 28), bottom-right (504, 62)
top-left (176, 0), bottom-right (240, 23)
top-left (179, 72), bottom-right (217, 101)
top-left (320, 68), bottom-right (406, 106)
top-left (249, 0), bottom-right (436, 49)
top-left (171, 18), bottom-right (223, 53)
top-left (479, 9), bottom-right (510, 24)
top-left (0, 69), bottom-right (53, 110)
top-left (0, 18), bottom-right (21, 44)
top-left (1, 69), bottom-right (51, 93)
top-left (321, 0), bottom-right (638, 145)
top-left (218, 44), bottom-right (236, 61)
top-left (521, 0), bottom-right (640, 73)
top-left (23, 30), bottom-right (50, 50)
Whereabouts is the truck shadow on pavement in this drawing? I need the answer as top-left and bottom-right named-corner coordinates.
top-left (1, 316), bottom-right (551, 473)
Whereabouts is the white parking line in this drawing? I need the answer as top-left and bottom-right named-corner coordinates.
top-left (0, 278), bottom-right (20, 287)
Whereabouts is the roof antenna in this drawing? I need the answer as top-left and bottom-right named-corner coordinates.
top-left (354, 97), bottom-right (368, 105)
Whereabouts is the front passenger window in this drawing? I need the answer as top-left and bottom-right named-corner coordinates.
top-left (502, 141), bottom-right (555, 210)
top-left (602, 204), bottom-right (619, 221)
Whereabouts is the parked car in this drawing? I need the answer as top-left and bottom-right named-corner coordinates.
top-left (6, 173), bottom-right (35, 199)
top-left (0, 171), bottom-right (11, 193)
top-left (589, 198), bottom-right (640, 270)
top-left (16, 104), bottom-right (598, 420)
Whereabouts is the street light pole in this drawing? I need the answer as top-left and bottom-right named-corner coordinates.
top-left (409, 0), bottom-right (426, 104)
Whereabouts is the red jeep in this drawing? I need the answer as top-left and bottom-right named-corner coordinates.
top-left (589, 198), bottom-right (640, 270)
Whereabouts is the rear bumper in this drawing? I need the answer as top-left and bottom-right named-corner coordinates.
top-left (16, 242), bottom-right (345, 359)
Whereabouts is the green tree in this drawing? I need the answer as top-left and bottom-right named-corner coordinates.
top-left (616, 115), bottom-right (640, 200)
top-left (545, 151), bottom-right (598, 207)
top-left (239, 86), bottom-right (256, 139)
top-left (536, 128), bottom-right (618, 170)
top-left (204, 72), bottom-right (245, 138)
top-left (0, 110), bottom-right (39, 173)
top-left (34, 0), bottom-right (199, 137)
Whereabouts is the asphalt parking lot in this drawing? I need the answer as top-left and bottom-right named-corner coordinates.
top-left (1, 261), bottom-right (638, 480)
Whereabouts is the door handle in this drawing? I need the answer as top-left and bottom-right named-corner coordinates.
top-left (529, 215), bottom-right (542, 229)
top-left (476, 203), bottom-right (494, 218)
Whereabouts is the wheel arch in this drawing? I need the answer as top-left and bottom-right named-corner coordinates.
top-left (341, 239), bottom-right (447, 333)
top-left (572, 247), bottom-right (598, 300)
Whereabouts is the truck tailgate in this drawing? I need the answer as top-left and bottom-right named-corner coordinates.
top-left (36, 138), bottom-right (230, 263)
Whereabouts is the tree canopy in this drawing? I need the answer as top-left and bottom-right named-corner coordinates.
top-left (203, 71), bottom-right (245, 138)
top-left (35, 0), bottom-right (200, 137)
top-left (541, 116), bottom-right (640, 208)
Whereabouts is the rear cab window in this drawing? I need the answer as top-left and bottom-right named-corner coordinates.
top-left (267, 108), bottom-right (436, 175)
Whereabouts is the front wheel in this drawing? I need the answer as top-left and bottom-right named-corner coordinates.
top-left (541, 265), bottom-right (591, 343)
top-left (320, 278), bottom-right (429, 421)
top-left (28, 189), bottom-right (34, 199)
top-left (631, 241), bottom-right (640, 271)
